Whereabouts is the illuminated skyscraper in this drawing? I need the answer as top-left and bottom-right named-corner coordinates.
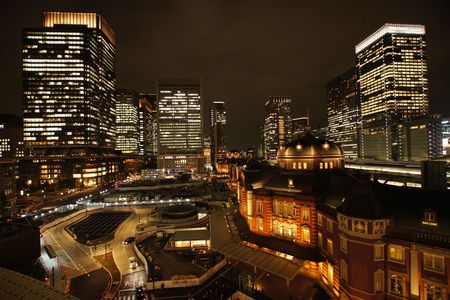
top-left (157, 78), bottom-right (204, 173)
top-left (356, 24), bottom-right (429, 160)
top-left (0, 115), bottom-right (22, 159)
top-left (326, 67), bottom-right (360, 159)
top-left (116, 89), bottom-right (139, 154)
top-left (291, 115), bottom-right (310, 139)
top-left (138, 94), bottom-right (157, 157)
top-left (262, 95), bottom-right (292, 160)
top-left (210, 101), bottom-right (227, 168)
top-left (23, 12), bottom-right (116, 151)
top-left (20, 12), bottom-right (123, 188)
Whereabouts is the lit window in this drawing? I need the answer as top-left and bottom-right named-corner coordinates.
top-left (340, 260), bottom-right (348, 282)
top-left (257, 201), bottom-right (263, 214)
top-left (423, 253), bottom-right (445, 273)
top-left (320, 162), bottom-right (323, 169)
top-left (318, 231), bottom-right (323, 249)
top-left (318, 214), bottom-right (323, 226)
top-left (374, 244), bottom-right (385, 261)
top-left (374, 270), bottom-right (384, 292)
top-left (327, 219), bottom-right (333, 232)
top-left (389, 274), bottom-right (404, 296)
top-left (340, 236), bottom-right (348, 254)
top-left (422, 209), bottom-right (438, 226)
top-left (301, 206), bottom-right (310, 222)
top-left (329, 161), bottom-right (334, 169)
top-left (327, 239), bottom-right (334, 256)
top-left (288, 178), bottom-right (294, 188)
top-left (301, 225), bottom-right (310, 243)
top-left (257, 217), bottom-right (263, 231)
top-left (293, 162), bottom-right (297, 169)
top-left (303, 162), bottom-right (307, 169)
top-left (324, 162), bottom-right (328, 169)
top-left (388, 245), bottom-right (404, 263)
top-left (424, 282), bottom-right (445, 300)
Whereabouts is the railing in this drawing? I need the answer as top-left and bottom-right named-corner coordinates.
top-left (134, 242), bottom-right (148, 276)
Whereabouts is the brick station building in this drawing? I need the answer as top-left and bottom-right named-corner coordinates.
top-left (238, 133), bottom-right (450, 299)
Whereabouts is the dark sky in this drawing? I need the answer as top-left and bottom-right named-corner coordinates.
top-left (1, 1), bottom-right (449, 149)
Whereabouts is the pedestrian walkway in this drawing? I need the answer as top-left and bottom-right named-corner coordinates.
top-left (210, 208), bottom-right (301, 283)
top-left (39, 237), bottom-right (69, 292)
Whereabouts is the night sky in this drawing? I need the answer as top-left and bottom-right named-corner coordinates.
top-left (1, 1), bottom-right (449, 149)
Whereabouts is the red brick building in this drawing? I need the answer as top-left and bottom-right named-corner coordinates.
top-left (239, 133), bottom-right (450, 299)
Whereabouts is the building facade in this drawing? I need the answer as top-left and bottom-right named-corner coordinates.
top-left (262, 95), bottom-right (292, 161)
top-left (157, 78), bottom-right (204, 173)
top-left (23, 12), bottom-right (116, 151)
top-left (138, 94), bottom-right (157, 157)
top-left (356, 24), bottom-right (429, 161)
top-left (21, 12), bottom-right (123, 189)
top-left (327, 68), bottom-right (360, 159)
top-left (441, 117), bottom-right (450, 155)
top-left (116, 88), bottom-right (139, 154)
top-left (291, 116), bottom-right (310, 139)
top-left (210, 101), bottom-right (227, 170)
top-left (239, 133), bottom-right (450, 299)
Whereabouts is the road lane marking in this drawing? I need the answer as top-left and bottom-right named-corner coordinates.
top-left (47, 230), bottom-right (62, 247)
top-left (56, 250), bottom-right (79, 270)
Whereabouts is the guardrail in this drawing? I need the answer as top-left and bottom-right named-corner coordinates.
top-left (134, 242), bottom-right (148, 276)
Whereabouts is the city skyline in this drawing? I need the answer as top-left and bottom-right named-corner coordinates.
top-left (1, 5), bottom-right (450, 300)
top-left (1, 1), bottom-right (449, 149)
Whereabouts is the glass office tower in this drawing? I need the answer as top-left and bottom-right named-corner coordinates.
top-left (356, 24), bottom-right (429, 161)
top-left (210, 101), bottom-right (227, 168)
top-left (23, 12), bottom-right (116, 152)
top-left (20, 12), bottom-right (122, 188)
top-left (326, 67), bottom-right (360, 159)
top-left (157, 78), bottom-right (204, 173)
top-left (262, 96), bottom-right (292, 160)
top-left (116, 89), bottom-right (139, 154)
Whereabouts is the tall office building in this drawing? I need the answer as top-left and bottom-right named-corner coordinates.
top-left (20, 12), bottom-right (123, 188)
top-left (138, 94), bottom-right (156, 157)
top-left (356, 24), bottom-right (429, 161)
top-left (0, 115), bottom-right (22, 159)
top-left (23, 12), bottom-right (116, 151)
top-left (291, 115), bottom-right (310, 139)
top-left (326, 67), bottom-right (360, 159)
top-left (116, 89), bottom-right (139, 154)
top-left (442, 117), bottom-right (450, 155)
top-left (0, 115), bottom-right (22, 200)
top-left (262, 96), bottom-right (292, 160)
top-left (210, 101), bottom-right (227, 168)
top-left (157, 78), bottom-right (204, 173)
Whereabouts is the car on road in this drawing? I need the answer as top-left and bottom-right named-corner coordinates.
top-left (135, 286), bottom-right (147, 300)
top-left (123, 236), bottom-right (136, 245)
top-left (129, 256), bottom-right (138, 269)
